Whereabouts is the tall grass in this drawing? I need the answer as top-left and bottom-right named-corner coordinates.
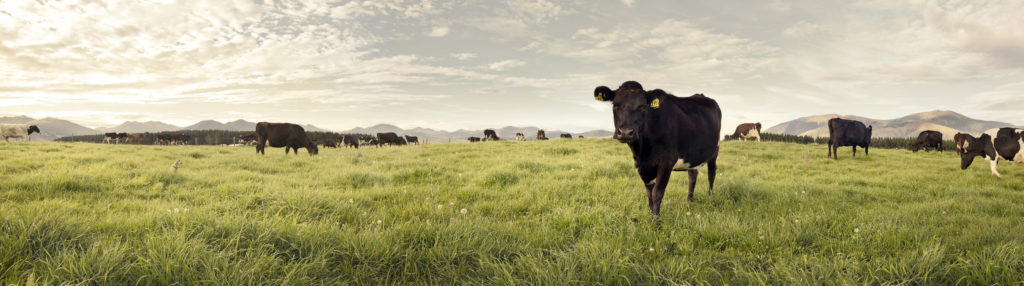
top-left (1, 139), bottom-right (1022, 284)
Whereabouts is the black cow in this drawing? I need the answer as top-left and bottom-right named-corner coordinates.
top-left (103, 132), bottom-right (119, 144)
top-left (827, 118), bottom-right (872, 160)
top-left (594, 81), bottom-right (721, 215)
top-left (536, 130), bottom-right (548, 140)
top-left (340, 135), bottom-right (360, 149)
top-left (256, 122), bottom-right (318, 155)
top-left (155, 134), bottom-right (173, 145)
top-left (560, 133), bottom-right (572, 139)
top-left (724, 123), bottom-right (761, 142)
top-left (172, 134), bottom-right (191, 145)
top-left (468, 137), bottom-right (481, 142)
top-left (322, 140), bottom-right (338, 148)
top-left (577, 135), bottom-right (584, 139)
top-left (405, 135), bottom-right (420, 145)
top-left (958, 128), bottom-right (1024, 177)
top-left (483, 129), bottom-right (499, 141)
top-left (377, 132), bottom-right (407, 147)
top-left (236, 134), bottom-right (258, 145)
top-left (910, 130), bottom-right (943, 152)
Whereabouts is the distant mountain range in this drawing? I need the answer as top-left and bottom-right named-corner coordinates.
top-left (765, 110), bottom-right (1015, 138)
top-left (0, 115), bottom-right (611, 142)
top-left (339, 124), bottom-right (613, 142)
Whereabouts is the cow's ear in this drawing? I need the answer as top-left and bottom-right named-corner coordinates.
top-left (646, 89), bottom-right (666, 109)
top-left (594, 86), bottom-right (614, 102)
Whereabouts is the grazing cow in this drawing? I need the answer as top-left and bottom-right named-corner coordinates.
top-left (255, 122), bottom-right (319, 155)
top-left (358, 135), bottom-right (378, 147)
top-left (172, 134), bottom-right (191, 145)
top-left (593, 81), bottom-right (721, 215)
top-left (560, 133), bottom-right (572, 139)
top-left (0, 124), bottom-right (40, 142)
top-left (340, 135), bottom-right (360, 149)
top-left (155, 134), bottom-right (173, 145)
top-left (515, 133), bottom-right (526, 141)
top-left (827, 118), bottom-right (872, 160)
top-left (103, 132), bottom-right (120, 144)
top-left (578, 135), bottom-right (584, 139)
top-left (957, 128), bottom-right (1024, 177)
top-left (468, 137), bottom-right (481, 142)
top-left (483, 129), bottom-right (500, 141)
top-left (376, 132), bottom-right (407, 147)
top-left (117, 133), bottom-right (127, 143)
top-left (536, 130), bottom-right (548, 140)
top-left (910, 130), bottom-right (943, 152)
top-left (405, 135), bottom-right (420, 145)
top-left (235, 134), bottom-right (258, 145)
top-left (725, 123), bottom-right (761, 142)
top-left (125, 133), bottom-right (146, 144)
top-left (321, 140), bottom-right (338, 148)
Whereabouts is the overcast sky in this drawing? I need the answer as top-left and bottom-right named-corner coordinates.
top-left (1, 0), bottom-right (1022, 132)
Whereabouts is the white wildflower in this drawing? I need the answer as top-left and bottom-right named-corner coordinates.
top-left (437, 204), bottom-right (443, 209)
top-left (686, 212), bottom-right (691, 216)
top-left (460, 208), bottom-right (468, 214)
top-left (376, 220), bottom-right (382, 224)
top-left (854, 228), bottom-right (860, 233)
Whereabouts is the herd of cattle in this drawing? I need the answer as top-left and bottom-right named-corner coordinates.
top-left (593, 81), bottom-right (1023, 215)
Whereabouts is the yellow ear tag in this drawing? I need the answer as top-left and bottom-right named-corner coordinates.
top-left (650, 98), bottom-right (660, 109)
top-left (595, 92), bottom-right (604, 101)
top-left (963, 148), bottom-right (968, 154)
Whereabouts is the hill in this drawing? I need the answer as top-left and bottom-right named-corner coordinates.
top-left (0, 116), bottom-right (100, 141)
top-left (766, 110), bottom-right (1012, 138)
top-left (97, 121), bottom-right (181, 133)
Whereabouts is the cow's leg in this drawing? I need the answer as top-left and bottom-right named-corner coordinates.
top-left (852, 146), bottom-right (857, 157)
top-left (756, 135), bottom-right (761, 142)
top-left (865, 145), bottom-right (869, 156)
top-left (638, 167), bottom-right (657, 212)
top-left (685, 169), bottom-right (698, 202)
top-left (827, 141), bottom-right (833, 158)
top-left (707, 151), bottom-right (718, 195)
top-left (651, 167), bottom-right (673, 215)
top-left (832, 144), bottom-right (839, 160)
top-left (938, 142), bottom-right (943, 153)
top-left (989, 158), bottom-right (1002, 178)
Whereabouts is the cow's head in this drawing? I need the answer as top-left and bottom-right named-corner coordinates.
top-left (909, 143), bottom-right (921, 152)
top-left (27, 125), bottom-right (40, 135)
top-left (958, 134), bottom-right (986, 170)
top-left (594, 81), bottom-right (664, 143)
top-left (953, 133), bottom-right (967, 151)
top-left (308, 144), bottom-right (319, 156)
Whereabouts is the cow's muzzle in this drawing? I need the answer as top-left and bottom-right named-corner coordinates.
top-left (614, 128), bottom-right (636, 143)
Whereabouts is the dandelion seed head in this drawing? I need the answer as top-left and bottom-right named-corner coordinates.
top-left (460, 208), bottom-right (468, 214)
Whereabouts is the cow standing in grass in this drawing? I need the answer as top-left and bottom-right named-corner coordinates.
top-left (725, 123), bottom-right (761, 142)
top-left (827, 118), bottom-right (872, 160)
top-left (536, 130), bottom-right (548, 140)
top-left (593, 81), bottom-right (721, 215)
top-left (910, 130), bottom-right (943, 152)
top-left (0, 124), bottom-right (40, 142)
top-left (256, 122), bottom-right (319, 155)
top-left (957, 128), bottom-right (1024, 177)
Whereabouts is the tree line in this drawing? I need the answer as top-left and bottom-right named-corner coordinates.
top-left (759, 132), bottom-right (955, 151)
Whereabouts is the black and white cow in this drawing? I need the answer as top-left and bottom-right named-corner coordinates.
top-left (957, 128), bottom-right (1024, 177)
top-left (910, 130), bottom-right (943, 152)
top-left (483, 129), bottom-right (499, 141)
top-left (340, 135), bottom-right (360, 149)
top-left (515, 133), bottom-right (526, 141)
top-left (103, 132), bottom-right (119, 144)
top-left (467, 137), bottom-right (481, 142)
top-left (405, 135), bottom-right (420, 145)
top-left (594, 81), bottom-right (721, 215)
top-left (827, 117), bottom-right (872, 160)
top-left (536, 130), bottom-right (548, 140)
top-left (0, 124), bottom-right (41, 142)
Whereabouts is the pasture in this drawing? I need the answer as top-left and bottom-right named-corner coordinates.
top-left (2, 139), bottom-right (1023, 284)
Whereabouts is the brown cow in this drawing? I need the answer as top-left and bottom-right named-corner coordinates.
top-left (256, 122), bottom-right (318, 155)
top-left (724, 123), bottom-right (761, 142)
top-left (125, 133), bottom-right (146, 144)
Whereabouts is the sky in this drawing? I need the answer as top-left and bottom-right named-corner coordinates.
top-left (1, 0), bottom-right (1022, 132)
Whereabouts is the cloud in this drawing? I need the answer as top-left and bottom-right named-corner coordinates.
top-left (450, 53), bottom-right (477, 60)
top-left (782, 21), bottom-right (821, 38)
top-left (488, 59), bottom-right (527, 71)
top-left (620, 0), bottom-right (637, 7)
top-left (428, 26), bottom-right (450, 37)
top-left (507, 0), bottom-right (563, 23)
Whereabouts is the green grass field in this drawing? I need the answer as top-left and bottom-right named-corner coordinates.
top-left (2, 139), bottom-right (1023, 284)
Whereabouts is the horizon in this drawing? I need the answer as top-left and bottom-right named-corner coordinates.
top-left (3, 1), bottom-right (1023, 132)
